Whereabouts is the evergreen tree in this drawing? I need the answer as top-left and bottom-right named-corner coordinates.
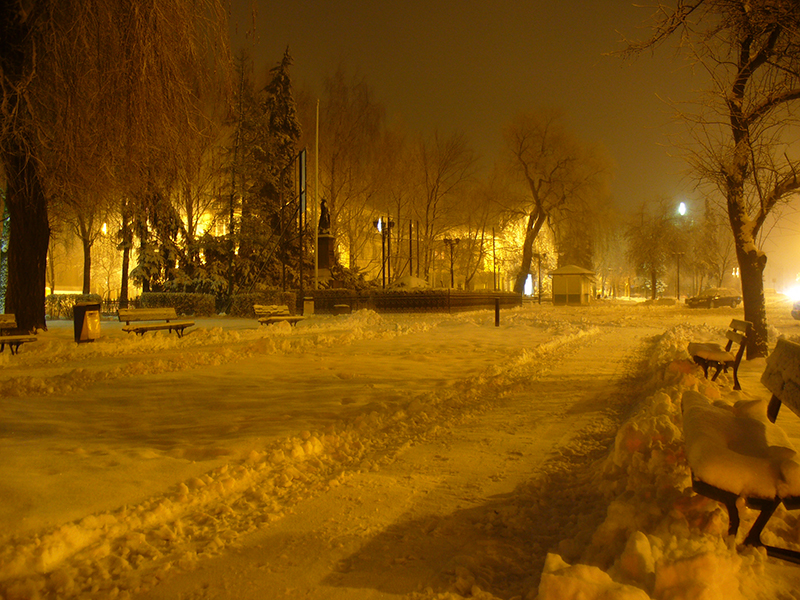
top-left (230, 48), bottom-right (302, 292)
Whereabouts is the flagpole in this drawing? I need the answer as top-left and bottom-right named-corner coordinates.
top-left (314, 99), bottom-right (319, 290)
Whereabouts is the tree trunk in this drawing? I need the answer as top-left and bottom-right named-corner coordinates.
top-left (47, 243), bottom-right (56, 295)
top-left (737, 245), bottom-right (768, 359)
top-left (3, 142), bottom-right (50, 332)
top-left (514, 209), bottom-right (546, 294)
top-left (650, 269), bottom-right (657, 300)
top-left (120, 246), bottom-right (130, 308)
top-left (82, 236), bottom-right (92, 294)
top-left (119, 201), bottom-right (132, 308)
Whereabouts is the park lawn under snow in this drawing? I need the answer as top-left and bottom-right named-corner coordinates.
top-left (1, 298), bottom-right (800, 599)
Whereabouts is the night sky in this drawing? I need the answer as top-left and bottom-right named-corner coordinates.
top-left (230, 2), bottom-right (699, 210)
top-left (228, 1), bottom-right (800, 287)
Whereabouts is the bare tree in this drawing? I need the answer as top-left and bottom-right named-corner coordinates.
top-left (318, 67), bottom-right (384, 268)
top-left (456, 170), bottom-right (507, 290)
top-left (412, 131), bottom-right (477, 280)
top-left (503, 110), bottom-right (611, 294)
top-left (626, 199), bottom-right (687, 300)
top-left (625, 0), bottom-right (800, 356)
top-left (0, 1), bottom-right (230, 331)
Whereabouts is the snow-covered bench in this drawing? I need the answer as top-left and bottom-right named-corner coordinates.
top-left (687, 318), bottom-right (751, 390)
top-left (118, 308), bottom-right (194, 338)
top-left (682, 337), bottom-right (800, 563)
top-left (0, 313), bottom-right (37, 355)
top-left (254, 304), bottom-right (303, 326)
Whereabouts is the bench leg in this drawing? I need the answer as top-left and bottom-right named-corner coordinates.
top-left (742, 498), bottom-right (779, 548)
top-left (692, 478), bottom-right (740, 536)
top-left (740, 498), bottom-right (800, 563)
top-left (732, 364), bottom-right (742, 391)
top-left (692, 356), bottom-right (710, 379)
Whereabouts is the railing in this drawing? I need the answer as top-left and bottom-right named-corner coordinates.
top-left (309, 290), bottom-right (522, 315)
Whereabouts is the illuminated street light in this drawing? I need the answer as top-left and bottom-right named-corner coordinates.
top-left (374, 217), bottom-right (395, 288)
top-left (678, 201), bottom-right (687, 216)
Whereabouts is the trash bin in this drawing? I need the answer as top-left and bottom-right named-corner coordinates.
top-left (303, 296), bottom-right (314, 316)
top-left (73, 302), bottom-right (101, 343)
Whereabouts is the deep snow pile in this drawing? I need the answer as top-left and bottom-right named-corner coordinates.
top-left (535, 325), bottom-right (800, 600)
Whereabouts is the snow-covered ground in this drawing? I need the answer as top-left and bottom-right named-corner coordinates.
top-left (1, 297), bottom-right (800, 600)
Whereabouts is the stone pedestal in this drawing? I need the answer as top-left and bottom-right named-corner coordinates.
top-left (318, 234), bottom-right (336, 280)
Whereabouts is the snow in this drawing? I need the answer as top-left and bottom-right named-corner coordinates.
top-left (1, 299), bottom-right (800, 599)
top-left (682, 390), bottom-right (800, 498)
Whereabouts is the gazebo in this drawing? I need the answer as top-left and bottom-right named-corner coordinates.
top-left (550, 265), bottom-right (595, 306)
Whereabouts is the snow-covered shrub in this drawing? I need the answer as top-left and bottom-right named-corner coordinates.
top-left (45, 293), bottom-right (102, 319)
top-left (139, 292), bottom-right (216, 316)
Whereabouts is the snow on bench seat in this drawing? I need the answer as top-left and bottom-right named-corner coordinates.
top-left (0, 313), bottom-right (37, 355)
top-left (682, 338), bottom-right (800, 562)
top-left (118, 308), bottom-right (194, 338)
top-left (682, 391), bottom-right (800, 499)
top-left (687, 319), bottom-right (751, 390)
top-left (254, 304), bottom-right (304, 326)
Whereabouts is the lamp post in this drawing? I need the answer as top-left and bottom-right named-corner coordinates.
top-left (674, 252), bottom-right (685, 300)
top-left (374, 217), bottom-right (395, 288)
top-left (675, 201), bottom-right (688, 301)
top-left (532, 252), bottom-right (546, 304)
top-left (443, 237), bottom-right (460, 288)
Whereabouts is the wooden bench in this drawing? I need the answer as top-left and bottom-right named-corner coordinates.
top-left (682, 338), bottom-right (800, 563)
top-left (687, 318), bottom-right (751, 390)
top-left (0, 313), bottom-right (37, 355)
top-left (254, 304), bottom-right (304, 326)
top-left (333, 304), bottom-right (351, 315)
top-left (118, 308), bottom-right (194, 338)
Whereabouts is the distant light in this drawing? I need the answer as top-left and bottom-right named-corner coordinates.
top-left (101, 222), bottom-right (108, 235)
top-left (785, 285), bottom-right (800, 302)
top-left (678, 202), bottom-right (687, 216)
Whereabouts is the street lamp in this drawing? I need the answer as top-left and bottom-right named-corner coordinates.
top-left (675, 252), bottom-right (684, 300)
top-left (443, 237), bottom-right (460, 288)
top-left (374, 217), bottom-right (395, 288)
top-left (674, 200), bottom-right (688, 300)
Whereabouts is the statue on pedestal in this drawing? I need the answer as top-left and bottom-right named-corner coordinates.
top-left (317, 199), bottom-right (335, 276)
top-left (319, 199), bottom-right (331, 234)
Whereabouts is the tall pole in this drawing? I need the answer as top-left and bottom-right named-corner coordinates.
top-left (534, 253), bottom-right (543, 304)
top-left (492, 228), bottom-right (496, 291)
top-left (314, 99), bottom-right (319, 290)
top-left (416, 221), bottom-right (420, 278)
top-left (381, 223), bottom-right (386, 288)
top-left (298, 149), bottom-right (306, 307)
top-left (387, 220), bottom-right (392, 285)
top-left (409, 220), bottom-right (413, 278)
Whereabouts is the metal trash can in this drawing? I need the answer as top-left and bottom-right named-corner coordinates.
top-left (73, 302), bottom-right (101, 343)
top-left (303, 297), bottom-right (314, 315)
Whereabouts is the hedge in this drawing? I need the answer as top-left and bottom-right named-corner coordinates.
top-left (139, 292), bottom-right (216, 316)
top-left (46, 293), bottom-right (103, 319)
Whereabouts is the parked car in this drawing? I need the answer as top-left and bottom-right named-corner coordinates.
top-left (686, 287), bottom-right (742, 308)
top-left (792, 301), bottom-right (800, 320)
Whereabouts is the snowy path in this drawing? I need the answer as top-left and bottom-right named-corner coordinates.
top-left (129, 323), bottom-right (663, 600)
